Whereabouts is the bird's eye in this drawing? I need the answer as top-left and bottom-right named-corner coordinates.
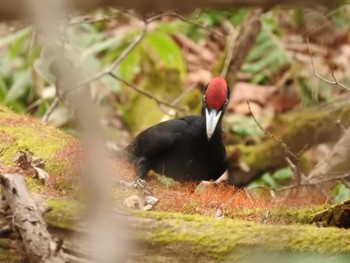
top-left (224, 99), bottom-right (228, 104)
top-left (203, 95), bottom-right (206, 101)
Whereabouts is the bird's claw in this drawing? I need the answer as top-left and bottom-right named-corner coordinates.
top-left (132, 178), bottom-right (147, 190)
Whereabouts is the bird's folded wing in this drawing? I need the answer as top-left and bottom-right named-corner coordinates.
top-left (131, 118), bottom-right (190, 158)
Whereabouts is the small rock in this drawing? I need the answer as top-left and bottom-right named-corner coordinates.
top-left (215, 209), bottom-right (224, 219)
top-left (123, 195), bottom-right (139, 209)
top-left (195, 180), bottom-right (213, 194)
top-left (123, 195), bottom-right (159, 210)
top-left (145, 196), bottom-right (159, 206)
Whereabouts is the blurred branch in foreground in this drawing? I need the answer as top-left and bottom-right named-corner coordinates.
top-left (0, 0), bottom-right (341, 20)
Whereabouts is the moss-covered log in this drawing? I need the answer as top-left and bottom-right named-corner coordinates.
top-left (227, 106), bottom-right (350, 186)
top-left (42, 198), bottom-right (350, 262)
top-left (313, 200), bottom-right (350, 228)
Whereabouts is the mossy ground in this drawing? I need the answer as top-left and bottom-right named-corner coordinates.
top-left (1, 105), bottom-right (349, 261)
top-left (0, 104), bottom-right (81, 196)
top-left (0, 104), bottom-right (330, 224)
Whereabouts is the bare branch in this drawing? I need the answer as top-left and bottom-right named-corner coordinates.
top-left (247, 101), bottom-right (298, 162)
top-left (41, 97), bottom-right (60, 122)
top-left (109, 72), bottom-right (185, 111)
top-left (74, 24), bottom-right (148, 91)
top-left (247, 100), bottom-right (308, 189)
top-left (171, 84), bottom-right (196, 107)
top-left (145, 12), bottom-right (225, 38)
top-left (69, 16), bottom-right (114, 26)
top-left (43, 11), bottom-right (221, 121)
top-left (277, 172), bottom-right (350, 192)
top-left (307, 38), bottom-right (350, 93)
top-left (221, 25), bottom-right (241, 78)
top-left (285, 156), bottom-right (304, 187)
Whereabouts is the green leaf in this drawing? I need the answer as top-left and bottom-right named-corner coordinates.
top-left (242, 13), bottom-right (291, 84)
top-left (0, 78), bottom-right (8, 101)
top-left (261, 173), bottom-right (278, 188)
top-left (4, 71), bottom-right (31, 103)
top-left (117, 45), bottom-right (141, 82)
top-left (272, 167), bottom-right (293, 184)
top-left (248, 172), bottom-right (277, 188)
top-left (227, 115), bottom-right (265, 139)
top-left (144, 31), bottom-right (186, 79)
top-left (332, 184), bottom-right (350, 204)
top-left (81, 37), bottom-right (122, 60)
top-left (0, 27), bottom-right (31, 48)
top-left (33, 58), bottom-right (56, 84)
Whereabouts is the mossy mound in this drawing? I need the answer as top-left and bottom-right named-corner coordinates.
top-left (0, 104), bottom-right (80, 195)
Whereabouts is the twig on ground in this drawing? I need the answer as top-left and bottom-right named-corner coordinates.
top-left (307, 38), bottom-right (350, 92)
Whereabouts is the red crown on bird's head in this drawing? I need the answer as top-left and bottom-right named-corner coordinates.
top-left (205, 77), bottom-right (228, 110)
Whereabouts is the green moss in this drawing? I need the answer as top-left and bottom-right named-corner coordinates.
top-left (0, 104), bottom-right (77, 194)
top-left (227, 206), bottom-right (329, 225)
top-left (0, 123), bottom-right (68, 172)
top-left (233, 107), bottom-right (350, 173)
top-left (41, 199), bottom-right (350, 261)
top-left (25, 177), bottom-right (44, 192)
top-left (139, 211), bottom-right (350, 261)
top-left (0, 248), bottom-right (18, 262)
top-left (44, 198), bottom-right (81, 230)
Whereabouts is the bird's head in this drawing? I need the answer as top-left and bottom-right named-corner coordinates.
top-left (203, 77), bottom-right (230, 140)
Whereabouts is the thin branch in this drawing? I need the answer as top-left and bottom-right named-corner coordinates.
top-left (43, 11), bottom-right (219, 121)
top-left (247, 100), bottom-right (307, 189)
top-left (277, 172), bottom-right (350, 192)
top-left (307, 38), bottom-right (350, 92)
top-left (145, 12), bottom-right (224, 38)
top-left (73, 24), bottom-right (148, 92)
top-left (69, 16), bottom-right (113, 26)
top-left (42, 20), bottom-right (148, 121)
top-left (285, 156), bottom-right (304, 188)
top-left (109, 72), bottom-right (185, 111)
top-left (171, 84), bottom-right (196, 107)
top-left (221, 26), bottom-right (241, 78)
top-left (247, 101), bottom-right (298, 161)
top-left (41, 96), bottom-right (60, 122)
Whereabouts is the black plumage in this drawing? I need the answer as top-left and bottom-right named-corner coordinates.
top-left (126, 77), bottom-right (229, 182)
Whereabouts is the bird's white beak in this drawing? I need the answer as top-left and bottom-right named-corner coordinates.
top-left (206, 108), bottom-right (222, 140)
